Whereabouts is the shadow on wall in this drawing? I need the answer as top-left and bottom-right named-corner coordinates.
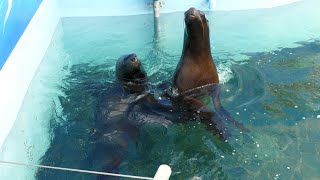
top-left (0, 0), bottom-right (43, 69)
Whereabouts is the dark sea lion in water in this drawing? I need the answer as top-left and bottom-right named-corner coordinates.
top-left (171, 8), bottom-right (249, 138)
top-left (115, 53), bottom-right (147, 94)
top-left (114, 53), bottom-right (174, 120)
top-left (95, 53), bottom-right (172, 179)
top-left (98, 53), bottom-right (172, 126)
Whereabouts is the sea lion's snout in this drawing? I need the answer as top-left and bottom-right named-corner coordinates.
top-left (116, 53), bottom-right (147, 84)
top-left (131, 56), bottom-right (137, 63)
top-left (185, 7), bottom-right (203, 24)
top-left (128, 53), bottom-right (140, 69)
top-left (129, 53), bottom-right (138, 63)
top-left (186, 7), bottom-right (197, 15)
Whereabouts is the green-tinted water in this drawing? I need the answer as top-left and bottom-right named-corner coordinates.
top-left (1, 1), bottom-right (320, 179)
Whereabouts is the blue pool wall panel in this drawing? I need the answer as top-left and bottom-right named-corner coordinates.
top-left (0, 0), bottom-right (43, 69)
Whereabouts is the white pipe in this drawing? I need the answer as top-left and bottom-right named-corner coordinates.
top-left (153, 164), bottom-right (172, 180)
top-left (153, 0), bottom-right (160, 18)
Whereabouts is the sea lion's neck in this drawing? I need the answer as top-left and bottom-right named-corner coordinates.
top-left (120, 77), bottom-right (148, 94)
top-left (182, 30), bottom-right (211, 56)
top-left (123, 83), bottom-right (147, 94)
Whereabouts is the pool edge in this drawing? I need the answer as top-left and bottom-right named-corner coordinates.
top-left (0, 0), bottom-right (60, 149)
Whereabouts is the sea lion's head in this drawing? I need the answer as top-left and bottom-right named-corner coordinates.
top-left (184, 8), bottom-right (209, 41)
top-left (116, 53), bottom-right (147, 93)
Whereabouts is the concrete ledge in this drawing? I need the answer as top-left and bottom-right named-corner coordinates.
top-left (0, 0), bottom-right (60, 148)
top-left (58, 0), bottom-right (151, 17)
top-left (57, 0), bottom-right (303, 18)
top-left (216, 0), bottom-right (302, 11)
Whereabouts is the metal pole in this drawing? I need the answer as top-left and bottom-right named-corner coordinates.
top-left (153, 0), bottom-right (160, 18)
top-left (154, 16), bottom-right (160, 40)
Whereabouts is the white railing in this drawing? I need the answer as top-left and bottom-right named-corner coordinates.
top-left (0, 160), bottom-right (171, 180)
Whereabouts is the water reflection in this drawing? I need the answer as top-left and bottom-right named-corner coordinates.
top-left (154, 17), bottom-right (160, 42)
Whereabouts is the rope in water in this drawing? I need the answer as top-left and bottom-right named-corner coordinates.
top-left (0, 160), bottom-right (153, 180)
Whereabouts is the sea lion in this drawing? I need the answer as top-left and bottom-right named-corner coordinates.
top-left (171, 8), bottom-right (249, 138)
top-left (173, 8), bottom-right (219, 92)
top-left (114, 53), bottom-right (174, 119)
top-left (95, 53), bottom-right (172, 179)
top-left (115, 53), bottom-right (148, 94)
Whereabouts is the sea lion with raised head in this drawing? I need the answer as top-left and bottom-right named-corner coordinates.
top-left (173, 8), bottom-right (219, 92)
top-left (172, 8), bottom-right (249, 138)
top-left (114, 53), bottom-right (174, 118)
top-left (95, 53), bottom-right (172, 179)
top-left (115, 53), bottom-right (148, 94)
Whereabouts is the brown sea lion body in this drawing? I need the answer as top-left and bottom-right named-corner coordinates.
top-left (172, 8), bottom-right (249, 139)
top-left (173, 7), bottom-right (219, 93)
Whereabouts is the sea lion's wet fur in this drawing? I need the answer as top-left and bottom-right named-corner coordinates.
top-left (96, 54), bottom-right (172, 179)
top-left (173, 8), bottom-right (219, 93)
top-left (115, 53), bottom-right (148, 94)
top-left (172, 8), bottom-right (249, 139)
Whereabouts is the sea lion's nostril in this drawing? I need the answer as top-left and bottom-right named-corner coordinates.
top-left (191, 8), bottom-right (197, 14)
top-left (131, 57), bottom-right (137, 62)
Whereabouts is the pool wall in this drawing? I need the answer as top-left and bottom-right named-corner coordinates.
top-left (0, 0), bottom-right (59, 149)
top-left (0, 0), bottom-right (43, 69)
top-left (58, 0), bottom-right (302, 17)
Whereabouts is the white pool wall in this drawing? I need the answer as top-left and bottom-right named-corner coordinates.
top-left (58, 0), bottom-right (302, 17)
top-left (0, 0), bottom-right (60, 150)
top-left (0, 23), bottom-right (66, 179)
top-left (216, 0), bottom-right (302, 11)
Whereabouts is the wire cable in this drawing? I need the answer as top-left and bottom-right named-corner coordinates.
top-left (0, 160), bottom-right (153, 180)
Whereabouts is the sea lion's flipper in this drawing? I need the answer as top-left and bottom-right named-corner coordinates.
top-left (184, 97), bottom-right (230, 140)
top-left (200, 109), bottom-right (231, 140)
top-left (96, 153), bottom-right (122, 180)
top-left (212, 86), bottom-right (250, 133)
top-left (215, 105), bottom-right (250, 133)
top-left (128, 102), bottom-right (173, 128)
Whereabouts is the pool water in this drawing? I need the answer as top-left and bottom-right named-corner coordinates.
top-left (1, 0), bottom-right (320, 179)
